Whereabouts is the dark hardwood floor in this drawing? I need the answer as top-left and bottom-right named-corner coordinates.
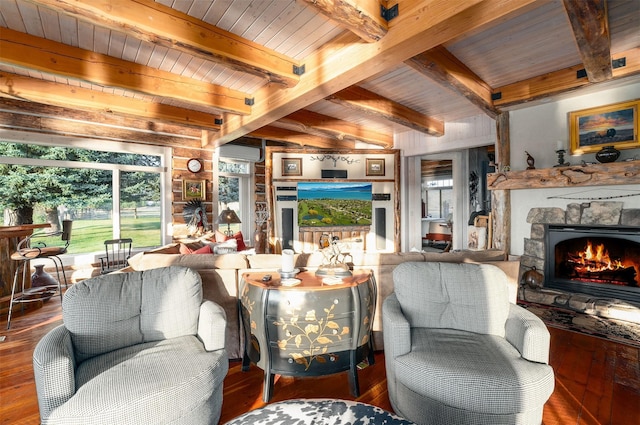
top-left (1, 296), bottom-right (638, 425)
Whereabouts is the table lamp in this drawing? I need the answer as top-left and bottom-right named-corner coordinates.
top-left (216, 207), bottom-right (241, 237)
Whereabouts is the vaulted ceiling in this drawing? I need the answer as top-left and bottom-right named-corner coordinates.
top-left (0, 0), bottom-right (638, 150)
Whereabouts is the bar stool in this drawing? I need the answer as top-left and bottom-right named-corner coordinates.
top-left (6, 220), bottom-right (72, 329)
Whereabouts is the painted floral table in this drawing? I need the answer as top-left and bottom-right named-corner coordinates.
top-left (239, 270), bottom-right (376, 402)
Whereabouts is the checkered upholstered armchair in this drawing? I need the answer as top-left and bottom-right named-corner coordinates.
top-left (383, 262), bottom-right (554, 425)
top-left (33, 266), bottom-right (228, 425)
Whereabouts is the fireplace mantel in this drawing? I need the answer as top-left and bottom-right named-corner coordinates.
top-left (487, 160), bottom-right (640, 190)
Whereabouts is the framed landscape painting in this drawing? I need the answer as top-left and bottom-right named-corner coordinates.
top-left (569, 100), bottom-right (639, 155)
top-left (183, 179), bottom-right (206, 200)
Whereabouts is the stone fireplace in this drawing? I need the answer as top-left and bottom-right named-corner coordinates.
top-left (520, 201), bottom-right (640, 324)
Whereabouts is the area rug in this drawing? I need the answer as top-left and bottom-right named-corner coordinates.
top-left (223, 399), bottom-right (415, 425)
top-left (519, 301), bottom-right (640, 348)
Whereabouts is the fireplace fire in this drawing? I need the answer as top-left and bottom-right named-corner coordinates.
top-left (545, 225), bottom-right (640, 303)
top-left (564, 240), bottom-right (637, 286)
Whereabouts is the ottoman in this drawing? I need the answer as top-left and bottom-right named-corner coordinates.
top-left (224, 398), bottom-right (415, 424)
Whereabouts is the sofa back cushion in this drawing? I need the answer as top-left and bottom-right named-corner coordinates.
top-left (63, 267), bottom-right (202, 363)
top-left (127, 251), bottom-right (248, 271)
top-left (393, 262), bottom-right (510, 337)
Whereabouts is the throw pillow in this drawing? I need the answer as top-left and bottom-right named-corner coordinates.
top-left (232, 231), bottom-right (246, 251)
top-left (178, 241), bottom-right (206, 254)
top-left (214, 230), bottom-right (227, 243)
top-left (193, 244), bottom-right (213, 254)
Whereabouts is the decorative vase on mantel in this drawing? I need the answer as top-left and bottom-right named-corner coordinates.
top-left (595, 145), bottom-right (620, 163)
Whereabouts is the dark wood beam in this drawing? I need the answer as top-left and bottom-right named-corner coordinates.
top-left (278, 109), bottom-right (393, 147)
top-left (0, 71), bottom-right (221, 130)
top-left (0, 98), bottom-right (203, 148)
top-left (299, 0), bottom-right (387, 42)
top-left (326, 86), bottom-right (444, 136)
top-left (406, 46), bottom-right (498, 119)
top-left (248, 126), bottom-right (355, 149)
top-left (562, 0), bottom-right (612, 82)
top-left (493, 47), bottom-right (640, 107)
top-left (29, 0), bottom-right (301, 87)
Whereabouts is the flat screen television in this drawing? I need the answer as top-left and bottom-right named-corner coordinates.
top-left (297, 182), bottom-right (372, 227)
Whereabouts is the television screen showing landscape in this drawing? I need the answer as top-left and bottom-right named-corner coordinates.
top-left (297, 182), bottom-right (372, 227)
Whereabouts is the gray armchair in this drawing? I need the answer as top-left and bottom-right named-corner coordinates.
top-left (383, 262), bottom-right (554, 425)
top-left (33, 266), bottom-right (228, 425)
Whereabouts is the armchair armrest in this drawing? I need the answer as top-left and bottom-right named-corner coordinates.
top-left (505, 304), bottom-right (551, 364)
top-left (197, 300), bottom-right (227, 352)
top-left (382, 294), bottom-right (411, 359)
top-left (32, 325), bottom-right (77, 420)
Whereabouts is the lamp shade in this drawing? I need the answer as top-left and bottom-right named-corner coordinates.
top-left (216, 207), bottom-right (241, 225)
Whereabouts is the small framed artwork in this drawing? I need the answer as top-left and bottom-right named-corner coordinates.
top-left (282, 158), bottom-right (302, 176)
top-left (183, 179), bottom-right (206, 200)
top-left (569, 100), bottom-right (639, 155)
top-left (366, 158), bottom-right (385, 176)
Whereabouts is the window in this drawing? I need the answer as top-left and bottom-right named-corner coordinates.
top-left (423, 178), bottom-right (453, 219)
top-left (217, 159), bottom-right (252, 239)
top-left (0, 140), bottom-right (169, 255)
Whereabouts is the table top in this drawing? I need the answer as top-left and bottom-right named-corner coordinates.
top-left (0, 223), bottom-right (51, 238)
top-left (242, 270), bottom-right (371, 291)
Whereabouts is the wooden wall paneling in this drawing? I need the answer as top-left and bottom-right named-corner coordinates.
top-left (171, 148), bottom-right (214, 239)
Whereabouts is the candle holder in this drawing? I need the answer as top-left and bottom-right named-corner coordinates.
top-left (554, 149), bottom-right (570, 167)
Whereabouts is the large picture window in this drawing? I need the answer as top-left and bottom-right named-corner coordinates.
top-left (0, 140), bottom-right (168, 255)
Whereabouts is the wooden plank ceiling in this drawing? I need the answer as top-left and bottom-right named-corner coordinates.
top-left (0, 0), bottom-right (638, 150)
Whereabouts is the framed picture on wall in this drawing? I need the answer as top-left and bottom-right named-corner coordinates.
top-left (366, 158), bottom-right (385, 176)
top-left (183, 179), bottom-right (206, 200)
top-left (282, 158), bottom-right (302, 176)
top-left (569, 100), bottom-right (639, 155)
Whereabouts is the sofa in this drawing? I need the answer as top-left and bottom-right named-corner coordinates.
top-left (124, 242), bottom-right (518, 360)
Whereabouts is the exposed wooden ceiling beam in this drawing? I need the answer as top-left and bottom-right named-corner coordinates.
top-left (278, 109), bottom-right (393, 147)
top-left (327, 86), bottom-right (444, 136)
top-left (0, 28), bottom-right (251, 115)
top-left (29, 0), bottom-right (301, 87)
top-left (493, 47), bottom-right (640, 107)
top-left (249, 125), bottom-right (356, 149)
top-left (0, 98), bottom-right (202, 148)
top-left (209, 0), bottom-right (539, 147)
top-left (406, 46), bottom-right (499, 119)
top-left (562, 0), bottom-right (612, 82)
top-left (299, 0), bottom-right (388, 43)
top-left (0, 72), bottom-right (221, 129)
top-left (0, 97), bottom-right (201, 138)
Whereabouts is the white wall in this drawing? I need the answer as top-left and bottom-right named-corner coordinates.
top-left (509, 81), bottom-right (640, 255)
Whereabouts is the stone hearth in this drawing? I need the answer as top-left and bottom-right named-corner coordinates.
top-left (519, 201), bottom-right (640, 325)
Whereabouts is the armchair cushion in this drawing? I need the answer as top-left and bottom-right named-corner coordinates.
top-left (393, 262), bottom-right (510, 337)
top-left (47, 335), bottom-right (226, 424)
top-left (396, 328), bottom-right (554, 415)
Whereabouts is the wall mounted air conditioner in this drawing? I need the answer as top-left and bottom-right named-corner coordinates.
top-left (219, 145), bottom-right (261, 162)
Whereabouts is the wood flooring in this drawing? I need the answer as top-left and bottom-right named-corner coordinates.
top-left (1, 296), bottom-right (638, 425)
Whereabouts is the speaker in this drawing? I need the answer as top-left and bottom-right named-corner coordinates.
top-left (321, 169), bottom-right (347, 178)
top-left (375, 208), bottom-right (386, 250)
top-left (282, 208), bottom-right (294, 250)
